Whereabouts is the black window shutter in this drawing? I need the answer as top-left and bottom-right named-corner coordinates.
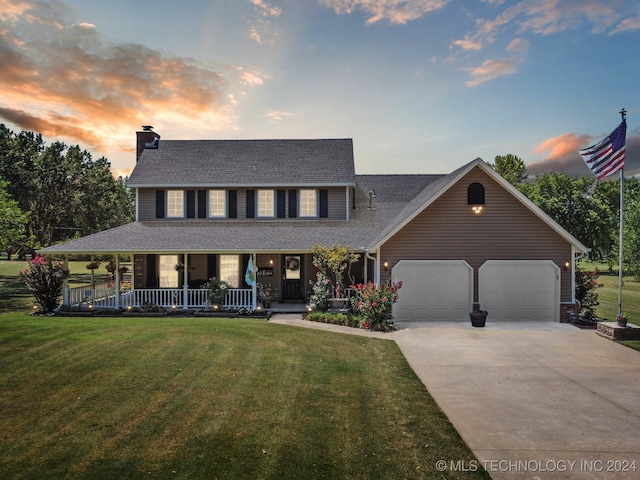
top-left (277, 190), bottom-right (286, 218)
top-left (147, 254), bottom-right (157, 288)
top-left (246, 190), bottom-right (255, 218)
top-left (155, 190), bottom-right (165, 218)
top-left (288, 189), bottom-right (297, 218)
top-left (319, 189), bottom-right (328, 218)
top-left (198, 190), bottom-right (207, 218)
top-left (186, 190), bottom-right (196, 218)
top-left (207, 254), bottom-right (217, 279)
top-left (229, 190), bottom-right (237, 218)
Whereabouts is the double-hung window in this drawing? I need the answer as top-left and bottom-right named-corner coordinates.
top-left (300, 189), bottom-right (317, 217)
top-left (167, 190), bottom-right (184, 218)
top-left (257, 189), bottom-right (274, 217)
top-left (209, 190), bottom-right (226, 218)
top-left (219, 255), bottom-right (239, 288)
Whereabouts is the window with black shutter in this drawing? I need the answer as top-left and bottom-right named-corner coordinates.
top-left (156, 190), bottom-right (165, 218)
top-left (198, 190), bottom-right (207, 218)
top-left (246, 190), bottom-right (255, 218)
top-left (277, 190), bottom-right (286, 218)
top-left (186, 190), bottom-right (196, 218)
top-left (229, 190), bottom-right (237, 218)
top-left (319, 189), bottom-right (328, 218)
top-left (288, 189), bottom-right (297, 218)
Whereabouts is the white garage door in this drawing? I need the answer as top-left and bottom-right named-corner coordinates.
top-left (479, 260), bottom-right (560, 322)
top-left (392, 260), bottom-right (473, 321)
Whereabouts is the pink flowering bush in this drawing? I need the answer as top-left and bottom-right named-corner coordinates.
top-left (21, 255), bottom-right (69, 313)
top-left (349, 281), bottom-right (402, 331)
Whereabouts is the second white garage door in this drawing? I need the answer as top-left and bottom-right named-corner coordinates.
top-left (392, 260), bottom-right (473, 321)
top-left (479, 260), bottom-right (560, 322)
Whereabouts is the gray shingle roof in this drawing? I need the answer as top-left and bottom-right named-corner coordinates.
top-left (128, 139), bottom-right (356, 187)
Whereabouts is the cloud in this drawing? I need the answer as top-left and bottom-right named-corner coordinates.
top-left (0, 0), bottom-right (263, 163)
top-left (264, 110), bottom-right (294, 121)
top-left (248, 0), bottom-right (281, 44)
top-left (452, 0), bottom-right (637, 53)
top-left (464, 56), bottom-right (522, 87)
top-left (609, 15), bottom-right (640, 35)
top-left (528, 130), bottom-right (640, 177)
top-left (321, 0), bottom-right (450, 25)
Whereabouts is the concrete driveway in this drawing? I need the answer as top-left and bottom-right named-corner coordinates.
top-left (393, 321), bottom-right (640, 480)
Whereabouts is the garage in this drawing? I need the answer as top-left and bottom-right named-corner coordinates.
top-left (391, 260), bottom-right (473, 321)
top-left (479, 260), bottom-right (560, 322)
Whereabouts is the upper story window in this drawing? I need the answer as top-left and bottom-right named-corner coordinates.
top-left (209, 190), bottom-right (226, 218)
top-left (300, 189), bottom-right (317, 217)
top-left (467, 183), bottom-right (485, 205)
top-left (167, 190), bottom-right (184, 218)
top-left (258, 189), bottom-right (274, 217)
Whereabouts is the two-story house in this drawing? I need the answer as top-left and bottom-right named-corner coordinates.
top-left (41, 127), bottom-right (588, 322)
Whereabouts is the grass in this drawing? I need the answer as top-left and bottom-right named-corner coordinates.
top-left (581, 261), bottom-right (640, 325)
top-left (0, 313), bottom-right (488, 479)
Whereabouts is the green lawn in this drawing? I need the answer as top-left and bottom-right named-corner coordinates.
top-left (0, 313), bottom-right (488, 479)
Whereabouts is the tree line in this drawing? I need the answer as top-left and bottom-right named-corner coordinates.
top-left (0, 124), bottom-right (135, 258)
top-left (492, 154), bottom-right (640, 278)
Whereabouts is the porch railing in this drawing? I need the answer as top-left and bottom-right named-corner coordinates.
top-left (68, 286), bottom-right (254, 310)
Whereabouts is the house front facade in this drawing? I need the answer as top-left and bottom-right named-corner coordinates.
top-left (40, 128), bottom-right (588, 321)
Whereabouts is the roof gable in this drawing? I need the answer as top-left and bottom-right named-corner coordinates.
top-left (128, 138), bottom-right (356, 187)
top-left (369, 158), bottom-right (588, 253)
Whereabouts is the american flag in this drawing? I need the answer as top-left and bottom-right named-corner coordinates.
top-left (579, 120), bottom-right (626, 179)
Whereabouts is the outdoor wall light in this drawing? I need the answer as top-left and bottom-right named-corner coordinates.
top-left (564, 261), bottom-right (570, 271)
top-left (269, 258), bottom-right (274, 265)
top-left (383, 260), bottom-right (389, 271)
top-left (471, 205), bottom-right (483, 214)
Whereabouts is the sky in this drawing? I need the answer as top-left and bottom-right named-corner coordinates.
top-left (1, 0), bottom-right (639, 179)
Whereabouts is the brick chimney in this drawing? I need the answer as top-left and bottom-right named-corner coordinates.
top-left (136, 125), bottom-right (160, 162)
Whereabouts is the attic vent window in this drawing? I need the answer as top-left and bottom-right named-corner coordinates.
top-left (468, 183), bottom-right (485, 214)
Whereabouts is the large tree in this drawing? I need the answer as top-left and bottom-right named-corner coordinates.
top-left (0, 124), bottom-right (135, 254)
top-left (0, 180), bottom-right (28, 256)
top-left (491, 154), bottom-right (528, 187)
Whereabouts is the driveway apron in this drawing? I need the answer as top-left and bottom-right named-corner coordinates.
top-left (393, 321), bottom-right (640, 480)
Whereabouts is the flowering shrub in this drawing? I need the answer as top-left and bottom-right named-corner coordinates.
top-left (309, 272), bottom-right (332, 312)
top-left (350, 281), bottom-right (402, 331)
top-left (201, 277), bottom-right (230, 306)
top-left (21, 255), bottom-right (69, 313)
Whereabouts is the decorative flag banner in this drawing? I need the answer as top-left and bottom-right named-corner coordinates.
top-left (245, 256), bottom-right (256, 287)
top-left (579, 120), bottom-right (626, 179)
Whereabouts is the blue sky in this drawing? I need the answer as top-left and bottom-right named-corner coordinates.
top-left (1, 0), bottom-right (639, 178)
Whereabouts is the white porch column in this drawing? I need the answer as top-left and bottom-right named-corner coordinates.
top-left (62, 255), bottom-right (70, 306)
top-left (374, 248), bottom-right (381, 285)
top-left (115, 255), bottom-right (120, 309)
top-left (183, 252), bottom-right (189, 309)
top-left (252, 253), bottom-right (257, 310)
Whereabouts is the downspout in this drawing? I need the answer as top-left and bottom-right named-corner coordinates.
top-left (365, 249), bottom-right (379, 285)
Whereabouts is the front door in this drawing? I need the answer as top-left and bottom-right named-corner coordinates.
top-left (282, 255), bottom-right (304, 301)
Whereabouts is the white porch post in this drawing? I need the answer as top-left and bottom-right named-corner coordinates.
top-left (374, 248), bottom-right (381, 285)
top-left (115, 255), bottom-right (120, 309)
top-left (62, 255), bottom-right (70, 306)
top-left (252, 253), bottom-right (257, 310)
top-left (183, 252), bottom-right (189, 309)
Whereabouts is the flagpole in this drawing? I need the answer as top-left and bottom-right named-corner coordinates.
top-left (617, 107), bottom-right (626, 318)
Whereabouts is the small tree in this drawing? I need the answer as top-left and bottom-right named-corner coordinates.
top-left (311, 244), bottom-right (360, 296)
top-left (21, 255), bottom-right (68, 313)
